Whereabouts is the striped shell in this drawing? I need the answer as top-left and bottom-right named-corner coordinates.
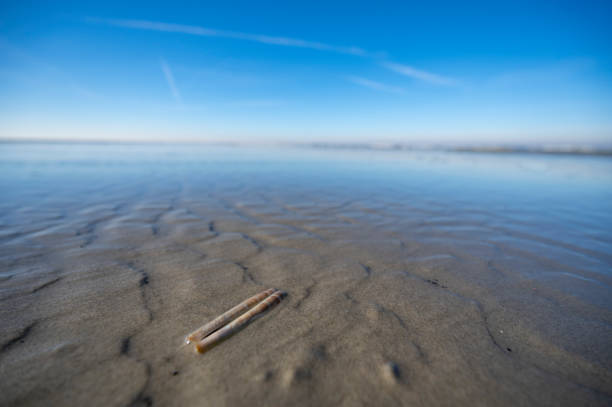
top-left (195, 290), bottom-right (287, 354)
top-left (185, 287), bottom-right (278, 344)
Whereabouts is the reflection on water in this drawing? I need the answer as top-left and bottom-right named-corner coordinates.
top-left (2, 143), bottom-right (611, 275)
top-left (1, 142), bottom-right (612, 301)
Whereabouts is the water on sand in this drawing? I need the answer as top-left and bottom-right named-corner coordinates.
top-left (1, 143), bottom-right (611, 406)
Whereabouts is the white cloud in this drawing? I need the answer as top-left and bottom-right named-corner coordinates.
top-left (160, 59), bottom-right (182, 104)
top-left (347, 76), bottom-right (404, 94)
top-left (88, 18), bottom-right (460, 89)
top-left (89, 18), bottom-right (369, 57)
top-left (384, 62), bottom-right (457, 86)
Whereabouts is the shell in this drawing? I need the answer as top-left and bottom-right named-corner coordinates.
top-left (185, 287), bottom-right (278, 344)
top-left (195, 290), bottom-right (287, 354)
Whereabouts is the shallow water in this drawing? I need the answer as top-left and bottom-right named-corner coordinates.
top-left (1, 143), bottom-right (611, 406)
top-left (2, 143), bottom-right (611, 273)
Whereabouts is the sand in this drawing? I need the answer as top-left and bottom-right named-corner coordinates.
top-left (1, 147), bottom-right (611, 406)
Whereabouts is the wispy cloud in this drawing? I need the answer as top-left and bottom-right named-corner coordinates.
top-left (88, 18), bottom-right (459, 88)
top-left (160, 59), bottom-right (182, 104)
top-left (347, 76), bottom-right (404, 94)
top-left (88, 18), bottom-right (370, 57)
top-left (384, 62), bottom-right (457, 86)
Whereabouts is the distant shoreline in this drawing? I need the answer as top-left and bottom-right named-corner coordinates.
top-left (1, 138), bottom-right (611, 157)
top-left (450, 146), bottom-right (612, 156)
top-left (299, 142), bottom-right (612, 156)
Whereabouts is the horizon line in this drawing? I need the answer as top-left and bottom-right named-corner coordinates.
top-left (2, 137), bottom-right (611, 154)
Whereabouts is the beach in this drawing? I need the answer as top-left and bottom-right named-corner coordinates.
top-left (1, 143), bottom-right (611, 406)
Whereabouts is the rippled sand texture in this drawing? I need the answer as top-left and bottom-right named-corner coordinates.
top-left (1, 148), bottom-right (611, 406)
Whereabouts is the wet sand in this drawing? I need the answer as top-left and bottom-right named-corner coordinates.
top-left (1, 144), bottom-right (611, 406)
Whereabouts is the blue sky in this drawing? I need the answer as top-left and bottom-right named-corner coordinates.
top-left (1, 1), bottom-right (611, 144)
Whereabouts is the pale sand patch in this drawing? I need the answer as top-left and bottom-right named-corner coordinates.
top-left (1, 191), bottom-right (611, 407)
